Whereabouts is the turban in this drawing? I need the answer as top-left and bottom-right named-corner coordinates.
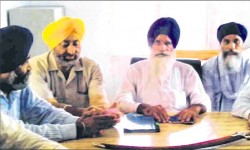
top-left (42, 16), bottom-right (85, 50)
top-left (147, 17), bottom-right (180, 48)
top-left (217, 22), bottom-right (248, 43)
top-left (0, 25), bottom-right (33, 73)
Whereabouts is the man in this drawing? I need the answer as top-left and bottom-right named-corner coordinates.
top-left (114, 17), bottom-right (211, 123)
top-left (0, 25), bottom-right (118, 142)
top-left (0, 112), bottom-right (67, 149)
top-left (231, 82), bottom-right (250, 127)
top-left (29, 16), bottom-right (109, 116)
top-left (202, 22), bottom-right (250, 112)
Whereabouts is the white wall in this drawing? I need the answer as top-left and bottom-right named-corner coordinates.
top-left (1, 1), bottom-right (250, 102)
top-left (0, 1), bottom-right (29, 27)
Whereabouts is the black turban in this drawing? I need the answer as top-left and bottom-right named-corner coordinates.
top-left (147, 17), bottom-right (180, 48)
top-left (0, 25), bottom-right (33, 73)
top-left (217, 22), bottom-right (248, 43)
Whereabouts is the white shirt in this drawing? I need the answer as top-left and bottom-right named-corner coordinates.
top-left (115, 59), bottom-right (211, 114)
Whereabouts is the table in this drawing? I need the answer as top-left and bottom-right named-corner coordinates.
top-left (61, 112), bottom-right (250, 149)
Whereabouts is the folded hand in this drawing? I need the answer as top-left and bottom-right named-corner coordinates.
top-left (77, 114), bottom-right (118, 138)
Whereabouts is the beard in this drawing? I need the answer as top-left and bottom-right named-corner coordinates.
top-left (222, 50), bottom-right (241, 73)
top-left (0, 70), bottom-right (30, 92)
top-left (53, 51), bottom-right (79, 70)
top-left (149, 52), bottom-right (175, 81)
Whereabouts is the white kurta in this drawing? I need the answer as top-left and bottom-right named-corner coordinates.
top-left (115, 59), bottom-right (211, 114)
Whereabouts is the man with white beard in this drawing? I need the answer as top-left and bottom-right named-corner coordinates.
top-left (202, 22), bottom-right (250, 112)
top-left (114, 17), bottom-right (211, 123)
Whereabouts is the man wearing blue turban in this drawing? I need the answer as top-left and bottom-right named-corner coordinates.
top-left (202, 22), bottom-right (250, 112)
top-left (114, 17), bottom-right (211, 123)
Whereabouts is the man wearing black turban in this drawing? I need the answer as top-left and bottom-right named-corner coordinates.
top-left (0, 25), bottom-right (118, 142)
top-left (0, 25), bottom-right (67, 149)
top-left (202, 22), bottom-right (250, 112)
top-left (114, 17), bottom-right (211, 123)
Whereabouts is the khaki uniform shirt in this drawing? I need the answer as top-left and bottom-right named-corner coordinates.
top-left (29, 51), bottom-right (108, 108)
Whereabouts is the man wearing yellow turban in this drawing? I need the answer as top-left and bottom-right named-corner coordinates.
top-left (29, 17), bottom-right (111, 116)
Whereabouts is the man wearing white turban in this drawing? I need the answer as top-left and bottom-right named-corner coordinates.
top-left (29, 17), bottom-right (113, 116)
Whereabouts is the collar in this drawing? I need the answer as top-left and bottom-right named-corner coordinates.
top-left (0, 90), bottom-right (6, 97)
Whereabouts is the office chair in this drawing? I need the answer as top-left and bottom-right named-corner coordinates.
top-left (130, 57), bottom-right (202, 79)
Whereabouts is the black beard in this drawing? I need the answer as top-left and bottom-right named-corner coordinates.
top-left (0, 82), bottom-right (15, 94)
top-left (0, 72), bottom-right (30, 94)
top-left (12, 72), bottom-right (29, 85)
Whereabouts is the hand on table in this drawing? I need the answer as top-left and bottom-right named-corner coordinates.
top-left (82, 103), bottom-right (122, 122)
top-left (138, 104), bottom-right (169, 123)
top-left (81, 106), bottom-right (105, 118)
top-left (178, 105), bottom-right (201, 123)
top-left (76, 114), bottom-right (118, 138)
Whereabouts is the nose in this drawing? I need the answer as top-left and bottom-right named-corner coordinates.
top-left (159, 43), bottom-right (168, 52)
top-left (66, 43), bottom-right (76, 55)
top-left (228, 42), bottom-right (236, 50)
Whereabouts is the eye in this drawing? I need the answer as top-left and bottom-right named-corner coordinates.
top-left (63, 43), bottom-right (70, 48)
top-left (165, 41), bottom-right (172, 46)
top-left (234, 39), bottom-right (240, 45)
top-left (223, 39), bottom-right (230, 45)
top-left (153, 40), bottom-right (161, 45)
top-left (73, 41), bottom-right (79, 46)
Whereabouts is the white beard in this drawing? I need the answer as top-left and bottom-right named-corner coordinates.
top-left (53, 51), bottom-right (79, 70)
top-left (223, 54), bottom-right (241, 73)
top-left (148, 53), bottom-right (175, 83)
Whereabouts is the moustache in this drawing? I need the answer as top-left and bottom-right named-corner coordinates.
top-left (59, 53), bottom-right (77, 61)
top-left (155, 53), bottom-right (169, 57)
top-left (223, 50), bottom-right (238, 58)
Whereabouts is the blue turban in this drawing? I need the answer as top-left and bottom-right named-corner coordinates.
top-left (0, 25), bottom-right (33, 73)
top-left (217, 22), bottom-right (248, 43)
top-left (147, 17), bottom-right (180, 48)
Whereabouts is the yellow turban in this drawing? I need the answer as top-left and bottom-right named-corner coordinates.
top-left (42, 16), bottom-right (85, 50)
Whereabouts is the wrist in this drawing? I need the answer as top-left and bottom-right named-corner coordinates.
top-left (75, 120), bottom-right (86, 139)
top-left (136, 103), bottom-right (150, 114)
top-left (63, 104), bottom-right (72, 110)
top-left (189, 104), bottom-right (206, 114)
